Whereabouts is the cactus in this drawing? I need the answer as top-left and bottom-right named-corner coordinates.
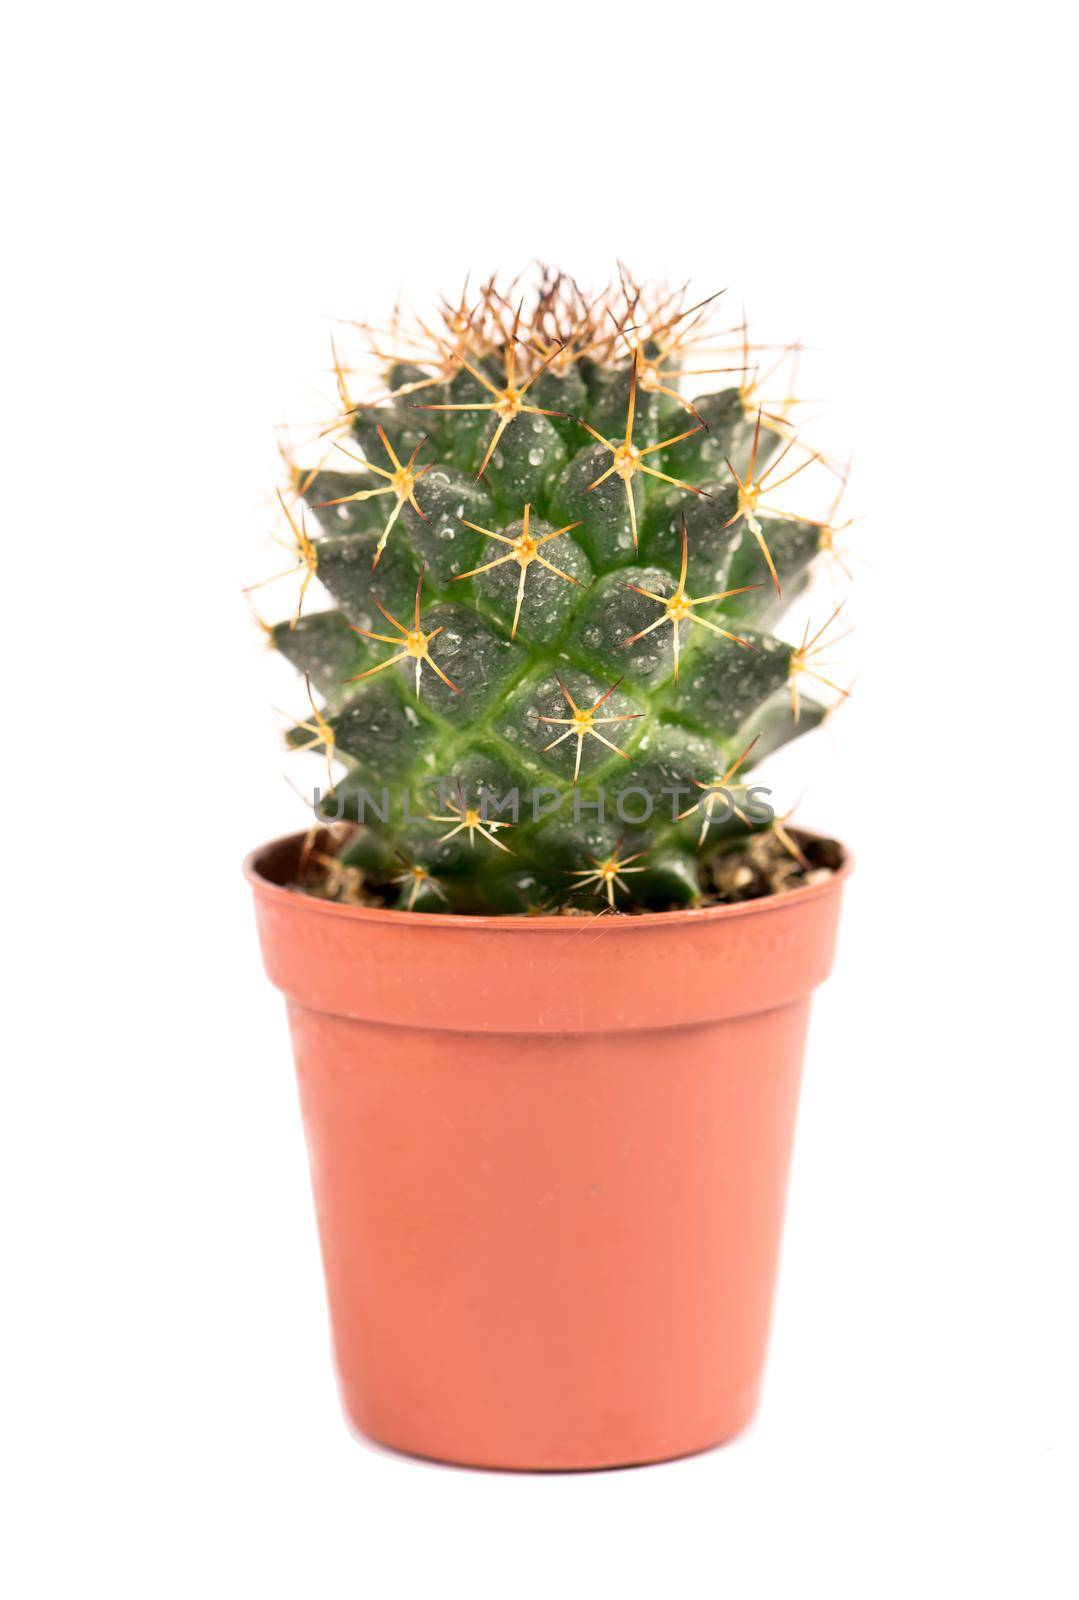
top-left (253, 270), bottom-right (852, 913)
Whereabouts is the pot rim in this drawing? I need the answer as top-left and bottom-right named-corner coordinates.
top-left (244, 828), bottom-right (853, 933)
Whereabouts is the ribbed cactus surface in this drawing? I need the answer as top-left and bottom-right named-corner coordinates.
top-left (257, 272), bottom-right (849, 913)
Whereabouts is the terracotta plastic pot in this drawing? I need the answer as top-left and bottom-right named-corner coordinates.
top-left (246, 831), bottom-right (850, 1470)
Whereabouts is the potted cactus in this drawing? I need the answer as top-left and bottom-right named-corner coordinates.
top-left (246, 269), bottom-right (853, 1469)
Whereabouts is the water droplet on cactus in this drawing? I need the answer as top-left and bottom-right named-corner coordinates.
top-left (528, 448), bottom-right (544, 466)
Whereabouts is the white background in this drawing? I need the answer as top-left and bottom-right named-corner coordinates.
top-left (3, 2), bottom-right (1077, 1594)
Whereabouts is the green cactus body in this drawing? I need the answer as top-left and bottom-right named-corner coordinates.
top-left (263, 275), bottom-right (848, 913)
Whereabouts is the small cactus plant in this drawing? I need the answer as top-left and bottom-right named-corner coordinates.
top-left (252, 269), bottom-right (852, 913)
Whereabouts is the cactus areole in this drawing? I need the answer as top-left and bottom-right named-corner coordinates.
top-left (251, 269), bottom-right (852, 915)
top-left (245, 272), bottom-right (854, 1467)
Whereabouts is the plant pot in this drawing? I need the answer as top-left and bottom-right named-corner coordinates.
top-left (246, 830), bottom-right (850, 1471)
